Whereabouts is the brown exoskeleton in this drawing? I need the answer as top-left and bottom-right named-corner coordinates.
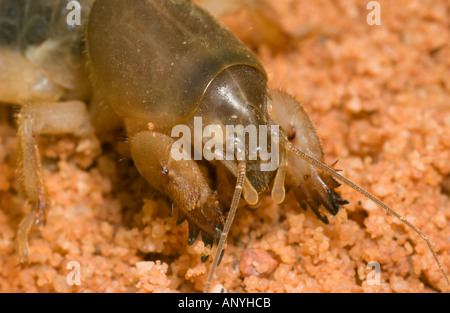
top-left (0, 0), bottom-right (448, 292)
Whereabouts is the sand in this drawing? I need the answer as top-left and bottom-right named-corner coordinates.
top-left (0, 0), bottom-right (449, 292)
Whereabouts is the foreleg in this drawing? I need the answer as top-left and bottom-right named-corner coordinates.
top-left (16, 101), bottom-right (98, 262)
top-left (130, 131), bottom-right (224, 254)
top-left (268, 90), bottom-right (348, 224)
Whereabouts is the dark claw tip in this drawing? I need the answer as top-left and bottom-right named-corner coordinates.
top-left (188, 222), bottom-right (200, 246)
top-left (176, 213), bottom-right (186, 225)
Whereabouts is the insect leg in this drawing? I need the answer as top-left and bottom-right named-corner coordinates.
top-left (15, 101), bottom-right (98, 262)
top-left (268, 90), bottom-right (347, 224)
top-left (15, 104), bottom-right (47, 263)
top-left (129, 131), bottom-right (224, 251)
top-left (0, 47), bottom-right (53, 105)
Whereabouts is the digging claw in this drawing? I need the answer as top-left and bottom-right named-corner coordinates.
top-left (176, 194), bottom-right (224, 247)
top-left (292, 174), bottom-right (348, 224)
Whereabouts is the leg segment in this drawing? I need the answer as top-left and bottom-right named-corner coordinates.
top-left (16, 106), bottom-right (47, 263)
top-left (130, 131), bottom-right (224, 250)
top-left (16, 101), bottom-right (98, 262)
top-left (268, 90), bottom-right (348, 224)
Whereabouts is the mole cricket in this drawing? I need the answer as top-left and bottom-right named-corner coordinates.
top-left (0, 0), bottom-right (448, 292)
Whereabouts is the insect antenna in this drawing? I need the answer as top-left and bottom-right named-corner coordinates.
top-left (281, 138), bottom-right (449, 286)
top-left (205, 161), bottom-right (247, 293)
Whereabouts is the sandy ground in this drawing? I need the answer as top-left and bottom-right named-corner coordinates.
top-left (0, 0), bottom-right (449, 292)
